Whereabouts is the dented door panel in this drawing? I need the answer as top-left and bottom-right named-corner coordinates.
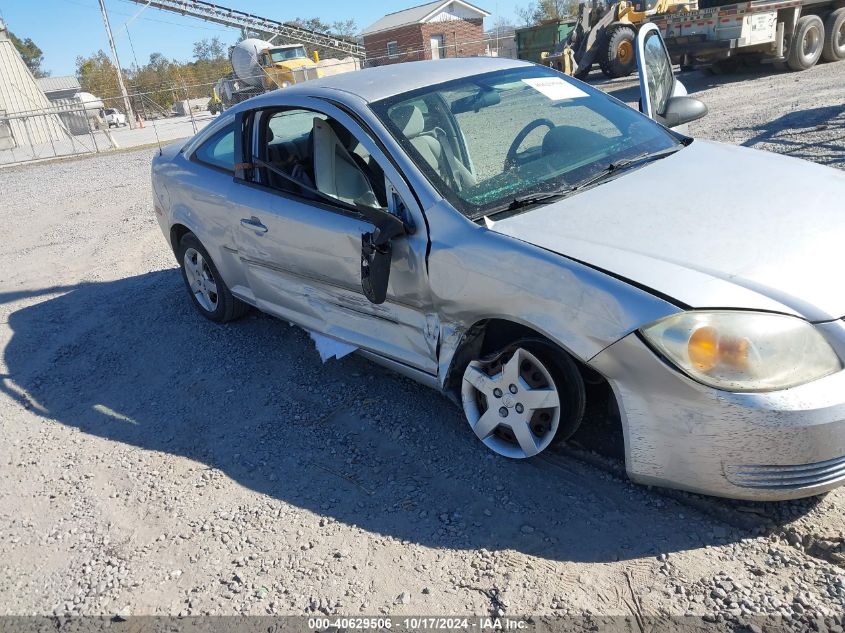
top-left (231, 183), bottom-right (438, 374)
top-left (420, 201), bottom-right (682, 385)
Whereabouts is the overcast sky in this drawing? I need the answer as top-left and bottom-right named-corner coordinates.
top-left (1, 0), bottom-right (524, 77)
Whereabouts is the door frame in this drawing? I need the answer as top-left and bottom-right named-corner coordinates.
top-left (230, 95), bottom-right (439, 374)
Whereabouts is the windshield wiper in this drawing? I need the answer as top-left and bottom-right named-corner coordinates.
top-left (482, 145), bottom-right (683, 221)
top-left (567, 145), bottom-right (683, 193)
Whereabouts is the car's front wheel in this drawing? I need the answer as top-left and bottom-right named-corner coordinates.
top-left (177, 233), bottom-right (248, 323)
top-left (461, 341), bottom-right (585, 459)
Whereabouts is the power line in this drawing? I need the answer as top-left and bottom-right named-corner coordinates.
top-left (119, 0), bottom-right (365, 57)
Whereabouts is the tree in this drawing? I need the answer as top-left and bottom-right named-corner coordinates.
top-left (488, 15), bottom-right (517, 35)
top-left (330, 19), bottom-right (358, 39)
top-left (193, 36), bottom-right (227, 62)
top-left (517, 0), bottom-right (577, 25)
top-left (287, 17), bottom-right (360, 60)
top-left (8, 30), bottom-right (48, 77)
top-left (76, 51), bottom-right (121, 106)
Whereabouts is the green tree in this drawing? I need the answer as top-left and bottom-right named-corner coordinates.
top-left (287, 17), bottom-right (360, 60)
top-left (517, 0), bottom-right (578, 25)
top-left (192, 36), bottom-right (227, 62)
top-left (8, 30), bottom-right (48, 77)
top-left (76, 51), bottom-right (121, 106)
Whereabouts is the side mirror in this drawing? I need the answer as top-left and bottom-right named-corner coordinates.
top-left (661, 95), bottom-right (708, 128)
top-left (359, 210), bottom-right (409, 305)
top-left (361, 231), bottom-right (393, 305)
top-left (635, 23), bottom-right (708, 129)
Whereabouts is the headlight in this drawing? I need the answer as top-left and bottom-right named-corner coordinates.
top-left (640, 311), bottom-right (841, 392)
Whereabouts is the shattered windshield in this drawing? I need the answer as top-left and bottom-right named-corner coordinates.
top-left (371, 66), bottom-right (680, 219)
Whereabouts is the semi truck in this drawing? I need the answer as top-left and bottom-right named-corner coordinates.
top-left (649, 0), bottom-right (845, 71)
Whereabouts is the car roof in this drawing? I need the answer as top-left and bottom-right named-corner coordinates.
top-left (245, 57), bottom-right (532, 106)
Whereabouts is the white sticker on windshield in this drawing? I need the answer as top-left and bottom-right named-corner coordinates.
top-left (522, 77), bottom-right (588, 101)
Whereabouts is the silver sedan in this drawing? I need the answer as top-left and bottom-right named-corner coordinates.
top-left (152, 27), bottom-right (845, 500)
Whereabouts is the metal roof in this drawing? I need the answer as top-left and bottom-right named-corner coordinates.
top-left (0, 29), bottom-right (67, 144)
top-left (362, 0), bottom-right (490, 36)
top-left (35, 75), bottom-right (81, 95)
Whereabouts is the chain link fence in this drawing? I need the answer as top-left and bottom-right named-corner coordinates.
top-left (0, 94), bottom-right (215, 168)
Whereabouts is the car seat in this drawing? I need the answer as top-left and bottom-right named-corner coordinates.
top-left (312, 117), bottom-right (380, 208)
top-left (391, 104), bottom-right (476, 192)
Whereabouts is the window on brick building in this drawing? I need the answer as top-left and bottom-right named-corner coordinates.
top-left (387, 41), bottom-right (399, 58)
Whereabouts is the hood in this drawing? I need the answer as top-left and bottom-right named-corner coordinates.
top-left (489, 140), bottom-right (845, 322)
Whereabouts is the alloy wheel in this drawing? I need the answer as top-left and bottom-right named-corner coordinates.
top-left (183, 247), bottom-right (219, 313)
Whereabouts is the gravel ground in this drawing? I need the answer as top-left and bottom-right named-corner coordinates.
top-left (1, 62), bottom-right (844, 627)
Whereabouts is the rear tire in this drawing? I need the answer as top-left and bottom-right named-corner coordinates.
top-left (787, 14), bottom-right (825, 70)
top-left (822, 8), bottom-right (845, 62)
top-left (177, 233), bottom-right (249, 323)
top-left (599, 25), bottom-right (638, 78)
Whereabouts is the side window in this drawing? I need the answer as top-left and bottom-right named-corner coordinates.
top-left (194, 124), bottom-right (236, 172)
top-left (259, 109), bottom-right (389, 209)
top-left (641, 30), bottom-right (674, 118)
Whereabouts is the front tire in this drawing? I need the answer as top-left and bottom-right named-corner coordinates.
top-left (461, 340), bottom-right (586, 459)
top-left (177, 233), bottom-right (249, 323)
top-left (599, 25), bottom-right (637, 78)
top-left (787, 14), bottom-right (825, 70)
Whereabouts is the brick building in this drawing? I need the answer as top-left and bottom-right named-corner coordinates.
top-left (362, 0), bottom-right (490, 66)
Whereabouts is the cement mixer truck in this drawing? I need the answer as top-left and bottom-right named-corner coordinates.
top-left (213, 39), bottom-right (360, 110)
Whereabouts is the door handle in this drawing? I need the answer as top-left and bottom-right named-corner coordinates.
top-left (240, 216), bottom-right (268, 235)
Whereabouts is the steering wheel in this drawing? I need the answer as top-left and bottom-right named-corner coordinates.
top-left (504, 118), bottom-right (556, 170)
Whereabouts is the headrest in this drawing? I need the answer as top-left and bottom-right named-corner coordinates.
top-left (327, 118), bottom-right (355, 150)
top-left (391, 104), bottom-right (425, 138)
top-left (542, 125), bottom-right (607, 155)
top-left (267, 126), bottom-right (274, 142)
top-left (268, 140), bottom-right (300, 164)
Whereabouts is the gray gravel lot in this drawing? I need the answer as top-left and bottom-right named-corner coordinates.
top-left (0, 62), bottom-right (844, 625)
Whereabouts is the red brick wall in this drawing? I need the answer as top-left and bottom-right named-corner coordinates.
top-left (421, 18), bottom-right (486, 59)
top-left (363, 25), bottom-right (425, 66)
top-left (364, 18), bottom-right (486, 66)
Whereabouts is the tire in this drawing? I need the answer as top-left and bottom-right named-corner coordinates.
top-left (599, 25), bottom-right (637, 78)
top-left (822, 8), bottom-right (845, 62)
top-left (177, 232), bottom-right (249, 323)
top-left (460, 339), bottom-right (586, 459)
top-left (787, 14), bottom-right (825, 70)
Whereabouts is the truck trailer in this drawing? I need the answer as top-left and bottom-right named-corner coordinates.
top-left (650, 0), bottom-right (845, 70)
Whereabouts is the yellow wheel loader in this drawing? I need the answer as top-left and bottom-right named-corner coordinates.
top-left (547, 0), bottom-right (694, 78)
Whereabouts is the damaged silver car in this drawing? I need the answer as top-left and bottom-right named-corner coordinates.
top-left (152, 26), bottom-right (845, 500)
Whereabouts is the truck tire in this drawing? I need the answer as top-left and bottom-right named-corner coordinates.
top-left (822, 8), bottom-right (845, 62)
top-left (787, 14), bottom-right (825, 70)
top-left (599, 25), bottom-right (638, 78)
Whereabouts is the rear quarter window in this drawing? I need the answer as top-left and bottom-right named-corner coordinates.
top-left (193, 124), bottom-right (236, 172)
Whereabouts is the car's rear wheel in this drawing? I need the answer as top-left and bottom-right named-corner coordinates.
top-left (460, 341), bottom-right (585, 459)
top-left (177, 233), bottom-right (249, 323)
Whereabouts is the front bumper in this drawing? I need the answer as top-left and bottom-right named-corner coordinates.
top-left (589, 322), bottom-right (845, 501)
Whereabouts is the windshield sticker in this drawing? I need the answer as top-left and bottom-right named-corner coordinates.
top-left (521, 77), bottom-right (588, 101)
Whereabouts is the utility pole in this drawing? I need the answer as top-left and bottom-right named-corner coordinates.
top-left (97, 0), bottom-right (136, 129)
